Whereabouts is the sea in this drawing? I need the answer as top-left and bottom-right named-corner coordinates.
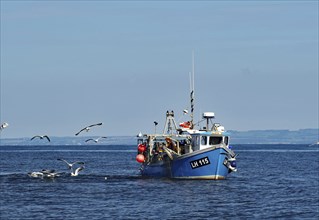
top-left (0, 137), bottom-right (318, 219)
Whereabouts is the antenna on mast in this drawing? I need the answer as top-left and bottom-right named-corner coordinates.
top-left (190, 51), bottom-right (195, 129)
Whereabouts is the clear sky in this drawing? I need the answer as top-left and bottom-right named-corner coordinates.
top-left (0, 1), bottom-right (318, 138)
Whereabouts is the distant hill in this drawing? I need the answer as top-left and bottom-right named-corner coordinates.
top-left (0, 136), bottom-right (136, 146)
top-left (228, 128), bottom-right (319, 144)
top-left (0, 129), bottom-right (318, 145)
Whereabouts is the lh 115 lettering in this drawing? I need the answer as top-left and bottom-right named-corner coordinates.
top-left (190, 157), bottom-right (210, 169)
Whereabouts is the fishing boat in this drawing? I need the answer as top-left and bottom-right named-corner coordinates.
top-left (135, 55), bottom-right (237, 180)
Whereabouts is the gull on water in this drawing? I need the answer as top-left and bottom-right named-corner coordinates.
top-left (85, 136), bottom-right (107, 143)
top-left (28, 169), bottom-right (59, 178)
top-left (75, 122), bottom-right (103, 136)
top-left (31, 135), bottom-right (51, 142)
top-left (57, 159), bottom-right (85, 176)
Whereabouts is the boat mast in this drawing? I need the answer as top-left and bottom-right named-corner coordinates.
top-left (163, 111), bottom-right (178, 135)
top-left (190, 51), bottom-right (195, 129)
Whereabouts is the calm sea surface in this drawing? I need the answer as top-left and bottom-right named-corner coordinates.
top-left (0, 143), bottom-right (318, 219)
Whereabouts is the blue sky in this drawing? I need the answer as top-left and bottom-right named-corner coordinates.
top-left (0, 1), bottom-right (318, 138)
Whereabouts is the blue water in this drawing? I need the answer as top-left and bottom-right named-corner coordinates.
top-left (0, 143), bottom-right (318, 219)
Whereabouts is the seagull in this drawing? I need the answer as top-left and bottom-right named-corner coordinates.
top-left (41, 169), bottom-right (60, 178)
top-left (31, 135), bottom-right (51, 142)
top-left (183, 109), bottom-right (188, 114)
top-left (75, 122), bottom-right (103, 136)
top-left (28, 171), bottom-right (44, 178)
top-left (71, 166), bottom-right (85, 176)
top-left (57, 158), bottom-right (85, 170)
top-left (57, 159), bottom-right (85, 176)
top-left (0, 122), bottom-right (9, 131)
top-left (85, 136), bottom-right (107, 143)
top-left (137, 132), bottom-right (143, 137)
top-left (28, 169), bottom-right (59, 178)
top-left (154, 121), bottom-right (159, 133)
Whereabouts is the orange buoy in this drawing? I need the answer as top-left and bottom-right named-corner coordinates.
top-left (138, 144), bottom-right (146, 153)
top-left (179, 121), bottom-right (191, 128)
top-left (136, 154), bottom-right (145, 163)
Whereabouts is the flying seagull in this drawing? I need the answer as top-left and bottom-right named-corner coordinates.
top-left (57, 158), bottom-right (85, 170)
top-left (31, 135), bottom-right (51, 142)
top-left (75, 122), bottom-right (103, 136)
top-left (85, 136), bottom-right (107, 143)
top-left (71, 166), bottom-right (85, 176)
top-left (0, 122), bottom-right (9, 131)
top-left (57, 159), bottom-right (85, 176)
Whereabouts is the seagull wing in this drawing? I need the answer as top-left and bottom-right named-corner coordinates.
top-left (43, 135), bottom-right (51, 142)
top-left (71, 161), bottom-right (85, 166)
top-left (97, 136), bottom-right (107, 141)
top-left (74, 166), bottom-right (85, 176)
top-left (57, 158), bottom-right (72, 169)
top-left (85, 139), bottom-right (94, 142)
top-left (75, 127), bottom-right (87, 136)
top-left (88, 122), bottom-right (103, 128)
top-left (31, 135), bottom-right (41, 141)
top-left (41, 169), bottom-right (55, 174)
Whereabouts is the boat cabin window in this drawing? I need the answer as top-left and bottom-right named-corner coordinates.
top-left (201, 136), bottom-right (207, 145)
top-left (191, 135), bottom-right (200, 150)
top-left (224, 136), bottom-right (229, 145)
top-left (209, 136), bottom-right (223, 145)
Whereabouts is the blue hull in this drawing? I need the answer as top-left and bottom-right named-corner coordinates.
top-left (140, 147), bottom-right (231, 180)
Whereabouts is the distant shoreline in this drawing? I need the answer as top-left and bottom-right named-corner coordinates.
top-left (0, 128), bottom-right (318, 145)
